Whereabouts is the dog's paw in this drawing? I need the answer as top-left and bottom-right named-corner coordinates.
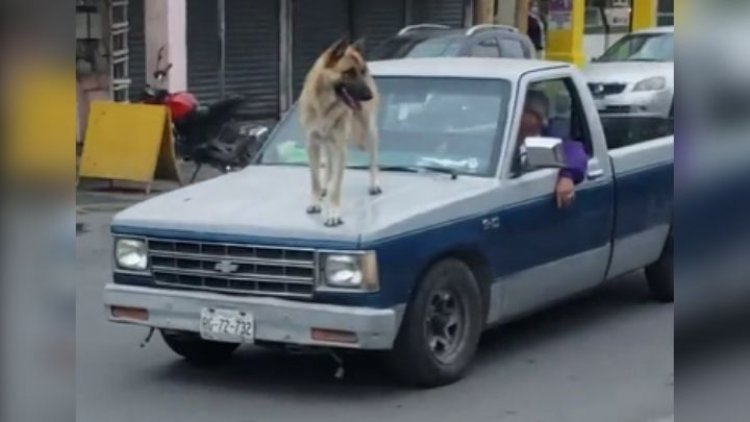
top-left (369, 186), bottom-right (382, 196)
top-left (306, 204), bottom-right (322, 214)
top-left (324, 207), bottom-right (343, 227)
top-left (324, 216), bottom-right (344, 227)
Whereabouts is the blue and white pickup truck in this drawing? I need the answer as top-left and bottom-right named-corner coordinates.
top-left (105, 58), bottom-right (674, 387)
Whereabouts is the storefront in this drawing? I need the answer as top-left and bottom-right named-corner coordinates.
top-left (184, 0), bottom-right (472, 120)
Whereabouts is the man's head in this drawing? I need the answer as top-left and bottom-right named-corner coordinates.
top-left (519, 90), bottom-right (549, 140)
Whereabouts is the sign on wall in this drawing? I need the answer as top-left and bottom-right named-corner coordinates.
top-left (548, 0), bottom-right (573, 30)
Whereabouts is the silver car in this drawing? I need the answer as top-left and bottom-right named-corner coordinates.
top-left (584, 26), bottom-right (674, 117)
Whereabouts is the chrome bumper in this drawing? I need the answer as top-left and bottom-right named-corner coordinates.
top-left (104, 284), bottom-right (401, 350)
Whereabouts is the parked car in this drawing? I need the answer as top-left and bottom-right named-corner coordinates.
top-left (371, 23), bottom-right (537, 60)
top-left (583, 26), bottom-right (674, 117)
top-left (104, 58), bottom-right (673, 388)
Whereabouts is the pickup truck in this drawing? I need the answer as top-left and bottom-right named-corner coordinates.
top-left (104, 58), bottom-right (674, 387)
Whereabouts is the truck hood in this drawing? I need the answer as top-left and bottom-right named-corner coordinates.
top-left (583, 61), bottom-right (674, 85)
top-left (112, 165), bottom-right (495, 247)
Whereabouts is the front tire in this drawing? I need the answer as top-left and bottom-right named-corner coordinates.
top-left (387, 259), bottom-right (483, 387)
top-left (645, 236), bottom-right (674, 303)
top-left (160, 329), bottom-right (239, 365)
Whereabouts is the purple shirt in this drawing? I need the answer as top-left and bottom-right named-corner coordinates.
top-left (559, 139), bottom-right (588, 185)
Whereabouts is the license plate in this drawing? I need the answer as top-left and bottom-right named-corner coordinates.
top-left (200, 308), bottom-right (255, 343)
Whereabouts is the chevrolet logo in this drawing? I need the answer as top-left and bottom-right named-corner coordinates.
top-left (214, 260), bottom-right (239, 274)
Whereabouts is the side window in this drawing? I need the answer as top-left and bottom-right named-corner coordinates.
top-left (470, 37), bottom-right (501, 58)
top-left (526, 78), bottom-right (594, 156)
top-left (499, 38), bottom-right (526, 58)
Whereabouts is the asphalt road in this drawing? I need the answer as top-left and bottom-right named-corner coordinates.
top-left (77, 209), bottom-right (674, 422)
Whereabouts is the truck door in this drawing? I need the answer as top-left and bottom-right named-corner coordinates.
top-left (492, 73), bottom-right (616, 321)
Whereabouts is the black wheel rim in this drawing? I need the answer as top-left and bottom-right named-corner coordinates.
top-left (424, 289), bottom-right (468, 364)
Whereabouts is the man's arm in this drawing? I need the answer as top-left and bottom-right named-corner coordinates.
top-left (558, 140), bottom-right (588, 185)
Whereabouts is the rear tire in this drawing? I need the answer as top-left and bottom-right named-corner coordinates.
top-left (645, 235), bottom-right (674, 303)
top-left (160, 329), bottom-right (239, 365)
top-left (387, 259), bottom-right (483, 388)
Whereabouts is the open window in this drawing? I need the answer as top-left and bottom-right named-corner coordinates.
top-left (510, 77), bottom-right (594, 177)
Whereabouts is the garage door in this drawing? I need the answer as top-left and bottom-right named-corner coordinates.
top-left (411, 0), bottom-right (467, 28)
top-left (292, 0), bottom-right (350, 98)
top-left (186, 0), bottom-right (220, 105)
top-left (127, 0), bottom-right (146, 101)
top-left (352, 0), bottom-right (406, 56)
top-left (225, 0), bottom-right (280, 118)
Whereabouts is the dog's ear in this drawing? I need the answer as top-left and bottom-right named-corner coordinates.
top-left (326, 36), bottom-right (350, 67)
top-left (351, 37), bottom-right (366, 56)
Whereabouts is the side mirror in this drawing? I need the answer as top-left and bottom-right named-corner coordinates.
top-left (524, 136), bottom-right (566, 169)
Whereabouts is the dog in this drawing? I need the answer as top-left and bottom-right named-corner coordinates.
top-left (299, 37), bottom-right (381, 227)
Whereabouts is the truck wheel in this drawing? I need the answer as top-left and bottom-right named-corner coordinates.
top-left (387, 259), bottom-right (483, 387)
top-left (645, 236), bottom-right (674, 303)
top-left (160, 329), bottom-right (239, 365)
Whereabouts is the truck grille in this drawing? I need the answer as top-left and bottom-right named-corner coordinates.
top-left (588, 83), bottom-right (627, 96)
top-left (147, 238), bottom-right (317, 298)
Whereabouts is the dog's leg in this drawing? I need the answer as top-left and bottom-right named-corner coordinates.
top-left (322, 141), bottom-right (334, 198)
top-left (306, 141), bottom-right (323, 214)
top-left (367, 119), bottom-right (382, 195)
top-left (324, 141), bottom-right (346, 227)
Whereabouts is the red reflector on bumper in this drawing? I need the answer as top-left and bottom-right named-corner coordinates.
top-left (311, 328), bottom-right (358, 344)
top-left (111, 306), bottom-right (149, 321)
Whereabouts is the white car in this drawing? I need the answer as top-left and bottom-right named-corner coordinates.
top-left (584, 26), bottom-right (674, 117)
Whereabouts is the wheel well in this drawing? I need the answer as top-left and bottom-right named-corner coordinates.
top-left (413, 249), bottom-right (494, 323)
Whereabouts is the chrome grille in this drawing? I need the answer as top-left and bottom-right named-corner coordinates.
top-left (588, 83), bottom-right (627, 96)
top-left (147, 238), bottom-right (317, 298)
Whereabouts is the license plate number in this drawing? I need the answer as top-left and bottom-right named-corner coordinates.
top-left (200, 308), bottom-right (254, 343)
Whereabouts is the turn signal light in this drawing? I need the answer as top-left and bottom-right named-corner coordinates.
top-left (110, 306), bottom-right (149, 321)
top-left (311, 328), bottom-right (358, 344)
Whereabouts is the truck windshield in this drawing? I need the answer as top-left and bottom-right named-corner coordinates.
top-left (257, 77), bottom-right (511, 176)
top-left (597, 32), bottom-right (674, 63)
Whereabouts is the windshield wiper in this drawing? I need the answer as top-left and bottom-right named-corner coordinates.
top-left (348, 164), bottom-right (459, 180)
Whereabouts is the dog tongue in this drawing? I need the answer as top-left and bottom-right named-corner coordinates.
top-left (341, 88), bottom-right (361, 111)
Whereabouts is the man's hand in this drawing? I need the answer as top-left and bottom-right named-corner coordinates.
top-left (555, 176), bottom-right (576, 208)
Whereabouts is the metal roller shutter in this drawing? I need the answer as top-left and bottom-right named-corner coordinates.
top-left (352, 0), bottom-right (406, 56)
top-left (127, 0), bottom-right (146, 101)
top-left (292, 0), bottom-right (350, 98)
top-left (187, 0), bottom-right (220, 105)
top-left (225, 0), bottom-right (280, 118)
top-left (411, 0), bottom-right (467, 28)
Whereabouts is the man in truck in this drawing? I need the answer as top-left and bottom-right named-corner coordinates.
top-left (517, 89), bottom-right (589, 208)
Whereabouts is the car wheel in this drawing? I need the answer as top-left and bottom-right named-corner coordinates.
top-left (387, 259), bottom-right (483, 387)
top-left (645, 235), bottom-right (674, 303)
top-left (160, 329), bottom-right (239, 365)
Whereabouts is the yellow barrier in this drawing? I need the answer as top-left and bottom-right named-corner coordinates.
top-left (78, 101), bottom-right (181, 193)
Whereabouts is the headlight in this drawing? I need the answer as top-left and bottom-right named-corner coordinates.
top-left (633, 76), bottom-right (667, 91)
top-left (321, 252), bottom-right (379, 291)
top-left (115, 239), bottom-right (148, 271)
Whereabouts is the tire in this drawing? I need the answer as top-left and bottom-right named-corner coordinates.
top-left (645, 235), bottom-right (674, 303)
top-left (160, 329), bottom-right (239, 365)
top-left (387, 259), bottom-right (483, 388)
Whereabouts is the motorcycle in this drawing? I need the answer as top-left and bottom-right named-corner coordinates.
top-left (139, 47), bottom-right (270, 182)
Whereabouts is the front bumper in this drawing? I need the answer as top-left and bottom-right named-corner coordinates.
top-left (104, 284), bottom-right (402, 350)
top-left (594, 89), bottom-right (673, 116)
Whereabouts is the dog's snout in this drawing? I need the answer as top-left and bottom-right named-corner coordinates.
top-left (354, 83), bottom-right (373, 102)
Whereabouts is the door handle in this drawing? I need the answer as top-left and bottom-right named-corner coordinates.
top-left (587, 168), bottom-right (605, 180)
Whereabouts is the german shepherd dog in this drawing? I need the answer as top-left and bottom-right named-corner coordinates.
top-left (299, 37), bottom-right (380, 227)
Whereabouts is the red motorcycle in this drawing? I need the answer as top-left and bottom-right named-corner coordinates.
top-left (140, 47), bottom-right (269, 182)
